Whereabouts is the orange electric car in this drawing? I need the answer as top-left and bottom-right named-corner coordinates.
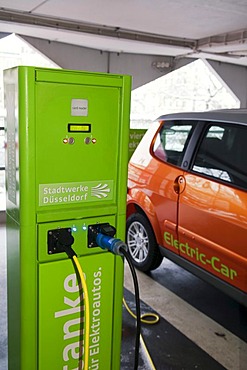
top-left (126, 109), bottom-right (247, 306)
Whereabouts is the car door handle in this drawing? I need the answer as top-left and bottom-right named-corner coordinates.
top-left (174, 175), bottom-right (186, 194)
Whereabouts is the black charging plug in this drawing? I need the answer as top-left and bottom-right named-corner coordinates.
top-left (48, 228), bottom-right (76, 258)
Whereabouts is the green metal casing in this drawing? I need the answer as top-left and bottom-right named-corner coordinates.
top-left (4, 66), bottom-right (131, 370)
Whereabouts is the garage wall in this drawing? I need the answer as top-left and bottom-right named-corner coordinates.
top-left (207, 60), bottom-right (247, 108)
top-left (23, 36), bottom-right (109, 72)
top-left (22, 36), bottom-right (187, 90)
top-left (21, 35), bottom-right (247, 106)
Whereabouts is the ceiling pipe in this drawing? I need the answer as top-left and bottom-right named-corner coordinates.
top-left (0, 8), bottom-right (196, 50)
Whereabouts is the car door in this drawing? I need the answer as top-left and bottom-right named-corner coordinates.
top-left (178, 122), bottom-right (247, 293)
top-left (150, 120), bottom-right (197, 253)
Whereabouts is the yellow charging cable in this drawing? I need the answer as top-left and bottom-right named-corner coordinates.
top-left (73, 255), bottom-right (90, 370)
top-left (123, 297), bottom-right (159, 370)
top-left (123, 297), bottom-right (159, 325)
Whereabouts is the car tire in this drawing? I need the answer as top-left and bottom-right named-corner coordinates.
top-left (126, 213), bottom-right (163, 272)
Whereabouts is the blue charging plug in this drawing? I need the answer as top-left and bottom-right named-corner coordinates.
top-left (96, 233), bottom-right (128, 256)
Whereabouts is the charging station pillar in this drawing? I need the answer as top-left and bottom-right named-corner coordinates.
top-left (4, 66), bottom-right (131, 370)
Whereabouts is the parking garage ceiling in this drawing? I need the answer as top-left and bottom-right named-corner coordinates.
top-left (1, 0), bottom-right (247, 66)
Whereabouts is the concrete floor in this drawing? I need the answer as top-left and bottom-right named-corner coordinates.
top-left (124, 263), bottom-right (247, 370)
top-left (1, 223), bottom-right (247, 369)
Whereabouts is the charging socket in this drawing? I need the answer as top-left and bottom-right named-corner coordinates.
top-left (88, 223), bottom-right (116, 248)
top-left (48, 228), bottom-right (74, 255)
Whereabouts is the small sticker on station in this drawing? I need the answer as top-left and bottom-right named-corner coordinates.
top-left (71, 99), bottom-right (88, 116)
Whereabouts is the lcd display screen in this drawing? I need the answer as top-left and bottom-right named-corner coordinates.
top-left (68, 123), bottom-right (91, 133)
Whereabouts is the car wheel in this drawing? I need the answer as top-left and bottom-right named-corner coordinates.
top-left (126, 213), bottom-right (163, 272)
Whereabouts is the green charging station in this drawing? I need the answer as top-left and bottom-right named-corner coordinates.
top-left (4, 66), bottom-right (131, 370)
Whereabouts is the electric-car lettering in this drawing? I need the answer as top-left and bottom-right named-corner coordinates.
top-left (164, 231), bottom-right (238, 281)
top-left (126, 110), bottom-right (247, 307)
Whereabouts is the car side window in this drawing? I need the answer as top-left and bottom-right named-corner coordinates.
top-left (152, 121), bottom-right (194, 167)
top-left (192, 123), bottom-right (247, 190)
